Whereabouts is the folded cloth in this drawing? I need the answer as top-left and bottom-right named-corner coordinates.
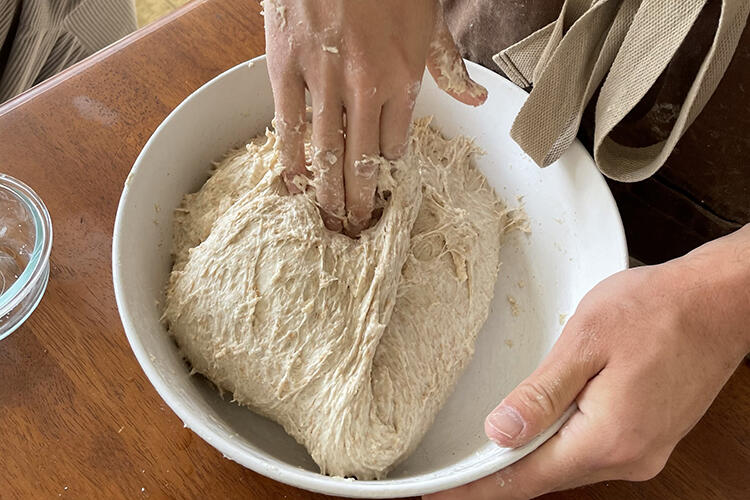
top-left (0, 0), bottom-right (137, 103)
top-left (493, 0), bottom-right (749, 182)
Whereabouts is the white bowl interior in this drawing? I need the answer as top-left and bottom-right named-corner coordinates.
top-left (113, 56), bottom-right (627, 498)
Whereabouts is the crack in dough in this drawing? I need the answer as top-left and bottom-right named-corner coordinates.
top-left (163, 118), bottom-right (522, 479)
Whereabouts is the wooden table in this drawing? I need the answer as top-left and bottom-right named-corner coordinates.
top-left (0, 0), bottom-right (747, 498)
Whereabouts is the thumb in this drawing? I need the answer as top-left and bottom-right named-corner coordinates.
top-left (485, 339), bottom-right (601, 448)
top-left (426, 7), bottom-right (487, 106)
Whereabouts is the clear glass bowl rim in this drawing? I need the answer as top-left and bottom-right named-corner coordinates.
top-left (0, 174), bottom-right (53, 321)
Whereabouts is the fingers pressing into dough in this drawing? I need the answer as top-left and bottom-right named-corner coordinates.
top-left (271, 72), bottom-right (308, 193)
top-left (344, 97), bottom-right (382, 236)
top-left (380, 79), bottom-right (420, 160)
top-left (311, 92), bottom-right (346, 232)
top-left (426, 8), bottom-right (488, 107)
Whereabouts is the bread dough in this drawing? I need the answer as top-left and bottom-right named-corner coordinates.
top-left (163, 118), bottom-right (519, 479)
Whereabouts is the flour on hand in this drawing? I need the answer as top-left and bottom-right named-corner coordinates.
top-left (163, 118), bottom-right (523, 479)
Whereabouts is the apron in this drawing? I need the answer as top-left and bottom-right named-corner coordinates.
top-left (0, 0), bottom-right (137, 103)
top-left (444, 0), bottom-right (749, 263)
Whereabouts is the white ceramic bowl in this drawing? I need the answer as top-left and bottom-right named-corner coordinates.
top-left (113, 55), bottom-right (627, 498)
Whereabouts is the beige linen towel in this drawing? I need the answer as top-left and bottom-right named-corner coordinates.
top-left (493, 0), bottom-right (750, 181)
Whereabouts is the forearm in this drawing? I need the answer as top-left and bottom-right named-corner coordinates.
top-left (665, 224), bottom-right (750, 357)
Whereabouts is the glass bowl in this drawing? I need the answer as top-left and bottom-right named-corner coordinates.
top-left (0, 174), bottom-right (52, 340)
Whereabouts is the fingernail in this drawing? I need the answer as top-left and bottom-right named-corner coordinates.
top-left (353, 157), bottom-right (378, 179)
top-left (470, 82), bottom-right (488, 104)
top-left (470, 80), bottom-right (486, 94)
top-left (487, 406), bottom-right (524, 440)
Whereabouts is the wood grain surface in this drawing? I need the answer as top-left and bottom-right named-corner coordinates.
top-left (0, 0), bottom-right (747, 498)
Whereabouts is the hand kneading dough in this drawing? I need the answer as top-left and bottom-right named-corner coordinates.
top-left (164, 118), bottom-right (520, 479)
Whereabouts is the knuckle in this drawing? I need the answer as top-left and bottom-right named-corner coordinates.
top-left (567, 308), bottom-right (605, 338)
top-left (320, 197), bottom-right (345, 218)
top-left (275, 115), bottom-right (306, 140)
top-left (312, 126), bottom-right (345, 149)
top-left (628, 454), bottom-right (669, 482)
top-left (404, 79), bottom-right (422, 104)
top-left (381, 139), bottom-right (407, 161)
top-left (346, 77), bottom-right (382, 108)
top-left (306, 67), bottom-right (339, 95)
top-left (598, 433), bottom-right (650, 470)
top-left (352, 156), bottom-right (379, 180)
top-left (564, 311), bottom-right (607, 365)
top-left (312, 146), bottom-right (343, 168)
top-left (276, 125), bottom-right (304, 146)
top-left (513, 380), bottom-right (560, 420)
top-left (348, 68), bottom-right (377, 87)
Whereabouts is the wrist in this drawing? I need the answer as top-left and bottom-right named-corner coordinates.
top-left (664, 225), bottom-right (750, 357)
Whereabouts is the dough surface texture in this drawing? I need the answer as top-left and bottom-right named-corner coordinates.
top-left (164, 118), bottom-right (517, 479)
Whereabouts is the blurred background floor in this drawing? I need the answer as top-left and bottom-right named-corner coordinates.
top-left (135, 0), bottom-right (191, 27)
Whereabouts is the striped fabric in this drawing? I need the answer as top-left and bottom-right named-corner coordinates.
top-left (0, 0), bottom-right (137, 103)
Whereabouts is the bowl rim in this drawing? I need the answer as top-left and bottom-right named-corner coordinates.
top-left (112, 54), bottom-right (628, 498)
top-left (0, 173), bottom-right (53, 340)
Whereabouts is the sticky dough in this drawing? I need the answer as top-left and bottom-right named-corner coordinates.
top-left (164, 118), bottom-right (520, 479)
